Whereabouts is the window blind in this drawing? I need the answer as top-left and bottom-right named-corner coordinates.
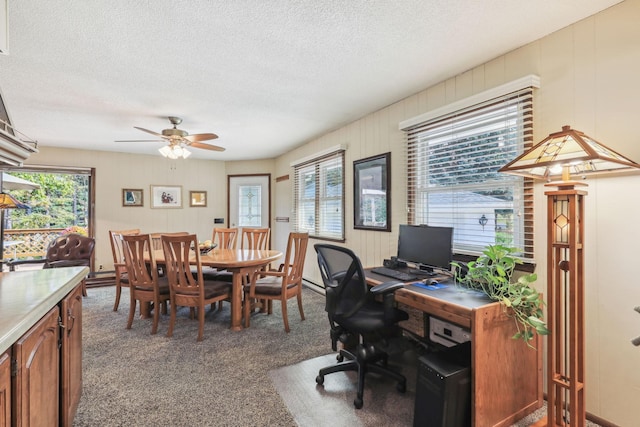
top-left (403, 88), bottom-right (535, 260)
top-left (292, 149), bottom-right (345, 241)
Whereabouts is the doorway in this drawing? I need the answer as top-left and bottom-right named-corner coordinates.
top-left (227, 174), bottom-right (271, 241)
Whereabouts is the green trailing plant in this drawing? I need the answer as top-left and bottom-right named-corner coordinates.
top-left (452, 245), bottom-right (549, 346)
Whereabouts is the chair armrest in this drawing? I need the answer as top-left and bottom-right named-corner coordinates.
top-left (257, 269), bottom-right (286, 279)
top-left (370, 280), bottom-right (405, 295)
top-left (370, 281), bottom-right (406, 323)
top-left (7, 258), bottom-right (46, 271)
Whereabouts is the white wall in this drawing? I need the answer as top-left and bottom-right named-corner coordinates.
top-left (273, 2), bottom-right (640, 424)
top-left (26, 146), bottom-right (231, 271)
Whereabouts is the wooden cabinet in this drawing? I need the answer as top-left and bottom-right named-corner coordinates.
top-left (60, 285), bottom-right (82, 427)
top-left (0, 270), bottom-right (85, 427)
top-left (13, 306), bottom-right (60, 427)
top-left (0, 351), bottom-right (10, 427)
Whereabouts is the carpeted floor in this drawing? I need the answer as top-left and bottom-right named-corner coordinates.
top-left (76, 286), bottom-right (600, 427)
top-left (75, 286), bottom-right (330, 426)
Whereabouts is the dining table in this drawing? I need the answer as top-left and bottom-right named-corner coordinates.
top-left (153, 248), bottom-right (282, 331)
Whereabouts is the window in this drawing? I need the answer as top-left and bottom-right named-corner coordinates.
top-left (401, 82), bottom-right (536, 260)
top-left (237, 184), bottom-right (262, 226)
top-left (293, 149), bottom-right (345, 240)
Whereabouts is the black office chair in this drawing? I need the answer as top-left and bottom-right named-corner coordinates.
top-left (314, 244), bottom-right (409, 409)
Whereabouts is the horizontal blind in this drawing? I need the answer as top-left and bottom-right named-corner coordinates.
top-left (292, 149), bottom-right (345, 240)
top-left (404, 88), bottom-right (534, 260)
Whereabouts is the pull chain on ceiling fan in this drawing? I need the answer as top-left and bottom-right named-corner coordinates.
top-left (117, 116), bottom-right (224, 159)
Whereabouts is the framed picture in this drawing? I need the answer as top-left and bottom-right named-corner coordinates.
top-left (150, 185), bottom-right (183, 209)
top-left (354, 152), bottom-right (391, 231)
top-left (190, 191), bottom-right (207, 207)
top-left (122, 189), bottom-right (143, 207)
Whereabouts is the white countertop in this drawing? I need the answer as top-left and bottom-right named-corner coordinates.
top-left (0, 267), bottom-right (88, 354)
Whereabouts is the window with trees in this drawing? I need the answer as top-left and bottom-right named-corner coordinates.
top-left (1, 167), bottom-right (93, 261)
top-left (401, 84), bottom-right (536, 260)
top-left (293, 149), bottom-right (344, 241)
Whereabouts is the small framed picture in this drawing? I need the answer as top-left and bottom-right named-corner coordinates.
top-left (150, 185), bottom-right (183, 209)
top-left (122, 189), bottom-right (143, 207)
top-left (190, 191), bottom-right (207, 207)
top-left (354, 152), bottom-right (391, 231)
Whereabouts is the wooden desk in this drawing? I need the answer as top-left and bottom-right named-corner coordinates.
top-left (366, 270), bottom-right (543, 427)
top-left (155, 249), bottom-right (282, 331)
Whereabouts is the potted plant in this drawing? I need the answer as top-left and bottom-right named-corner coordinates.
top-left (452, 244), bottom-right (548, 346)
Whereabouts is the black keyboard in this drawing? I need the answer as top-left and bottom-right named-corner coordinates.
top-left (370, 267), bottom-right (417, 282)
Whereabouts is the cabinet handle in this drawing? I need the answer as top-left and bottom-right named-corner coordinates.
top-left (67, 309), bottom-right (75, 335)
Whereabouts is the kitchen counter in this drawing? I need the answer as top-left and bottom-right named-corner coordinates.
top-left (0, 267), bottom-right (88, 354)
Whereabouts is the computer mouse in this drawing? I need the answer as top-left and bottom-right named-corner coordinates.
top-left (424, 278), bottom-right (438, 285)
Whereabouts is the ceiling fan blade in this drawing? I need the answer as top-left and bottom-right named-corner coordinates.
top-left (134, 126), bottom-right (167, 138)
top-left (189, 141), bottom-right (225, 152)
top-left (183, 133), bottom-right (218, 142)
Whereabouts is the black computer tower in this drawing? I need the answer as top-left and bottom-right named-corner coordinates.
top-left (413, 343), bottom-right (471, 427)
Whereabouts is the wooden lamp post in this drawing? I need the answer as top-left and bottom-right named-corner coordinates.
top-left (499, 125), bottom-right (640, 427)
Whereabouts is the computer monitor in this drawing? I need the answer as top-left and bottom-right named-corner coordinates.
top-left (397, 224), bottom-right (453, 273)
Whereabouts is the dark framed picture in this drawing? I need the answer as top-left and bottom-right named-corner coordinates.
top-left (150, 185), bottom-right (182, 209)
top-left (354, 152), bottom-right (391, 231)
top-left (190, 191), bottom-right (207, 207)
top-left (122, 189), bottom-right (143, 207)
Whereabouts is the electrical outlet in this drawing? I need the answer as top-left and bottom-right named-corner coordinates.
top-left (99, 264), bottom-right (103, 270)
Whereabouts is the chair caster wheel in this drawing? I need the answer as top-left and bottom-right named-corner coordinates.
top-left (397, 381), bottom-right (406, 393)
top-left (316, 375), bottom-right (324, 385)
top-left (354, 397), bottom-right (363, 409)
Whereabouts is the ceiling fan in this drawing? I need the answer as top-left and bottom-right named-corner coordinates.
top-left (118, 116), bottom-right (224, 159)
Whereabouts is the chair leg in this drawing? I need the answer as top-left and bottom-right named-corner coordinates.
top-left (127, 297), bottom-right (136, 330)
top-left (167, 302), bottom-right (176, 338)
top-left (151, 298), bottom-right (160, 335)
top-left (113, 282), bottom-right (122, 311)
top-left (243, 292), bottom-right (251, 328)
top-left (281, 298), bottom-right (290, 333)
top-left (297, 290), bottom-right (305, 321)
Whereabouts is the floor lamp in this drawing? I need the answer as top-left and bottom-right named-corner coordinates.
top-left (499, 125), bottom-right (640, 427)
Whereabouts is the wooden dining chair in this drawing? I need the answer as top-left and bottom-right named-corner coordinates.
top-left (212, 227), bottom-right (238, 249)
top-left (121, 234), bottom-right (170, 335)
top-left (240, 227), bottom-right (270, 250)
top-left (150, 232), bottom-right (189, 251)
top-left (201, 227), bottom-right (239, 281)
top-left (109, 228), bottom-right (140, 311)
top-left (151, 232), bottom-right (189, 276)
top-left (162, 234), bottom-right (231, 342)
top-left (243, 232), bottom-right (309, 332)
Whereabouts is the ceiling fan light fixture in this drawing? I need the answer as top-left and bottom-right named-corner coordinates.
top-left (158, 144), bottom-right (191, 159)
top-left (158, 145), bottom-right (172, 158)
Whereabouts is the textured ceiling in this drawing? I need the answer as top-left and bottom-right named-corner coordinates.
top-left (0, 0), bottom-right (623, 161)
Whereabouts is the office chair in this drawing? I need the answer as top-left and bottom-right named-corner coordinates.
top-left (314, 244), bottom-right (408, 409)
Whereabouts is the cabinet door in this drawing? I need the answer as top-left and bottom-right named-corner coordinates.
top-left (60, 284), bottom-right (83, 427)
top-left (0, 351), bottom-right (10, 427)
top-left (12, 306), bottom-right (60, 427)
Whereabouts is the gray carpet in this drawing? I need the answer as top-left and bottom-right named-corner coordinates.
top-left (75, 286), bottom-right (601, 427)
top-left (75, 286), bottom-right (329, 426)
